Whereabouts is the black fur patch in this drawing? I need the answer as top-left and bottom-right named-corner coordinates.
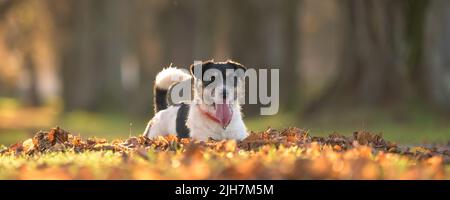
top-left (190, 60), bottom-right (246, 87)
top-left (175, 103), bottom-right (190, 138)
top-left (154, 87), bottom-right (168, 113)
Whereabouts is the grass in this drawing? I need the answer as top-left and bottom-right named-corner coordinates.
top-left (246, 109), bottom-right (450, 144)
top-left (1, 110), bottom-right (450, 146)
top-left (60, 111), bottom-right (147, 139)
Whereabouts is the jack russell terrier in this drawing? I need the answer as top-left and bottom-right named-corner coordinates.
top-left (143, 60), bottom-right (248, 141)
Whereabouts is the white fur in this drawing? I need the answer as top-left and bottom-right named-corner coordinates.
top-left (155, 67), bottom-right (191, 89)
top-left (187, 104), bottom-right (247, 141)
top-left (143, 106), bottom-right (179, 138)
top-left (143, 66), bottom-right (248, 141)
top-left (144, 103), bottom-right (248, 141)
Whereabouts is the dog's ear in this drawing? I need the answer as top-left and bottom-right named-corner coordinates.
top-left (190, 60), bottom-right (214, 79)
top-left (227, 60), bottom-right (246, 72)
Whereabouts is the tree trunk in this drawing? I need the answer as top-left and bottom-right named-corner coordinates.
top-left (0, 0), bottom-right (18, 21)
top-left (305, 0), bottom-right (409, 114)
top-left (22, 52), bottom-right (41, 106)
top-left (423, 0), bottom-right (450, 113)
top-left (229, 0), bottom-right (301, 114)
top-left (51, 0), bottom-right (126, 111)
top-left (281, 0), bottom-right (301, 110)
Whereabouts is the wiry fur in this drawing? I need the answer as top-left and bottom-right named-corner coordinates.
top-left (152, 67), bottom-right (191, 113)
top-left (187, 103), bottom-right (247, 141)
top-left (143, 61), bottom-right (248, 141)
top-left (154, 67), bottom-right (191, 90)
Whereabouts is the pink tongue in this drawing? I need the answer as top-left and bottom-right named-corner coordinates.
top-left (215, 103), bottom-right (232, 128)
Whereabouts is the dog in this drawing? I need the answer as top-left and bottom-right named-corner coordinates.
top-left (142, 60), bottom-right (248, 141)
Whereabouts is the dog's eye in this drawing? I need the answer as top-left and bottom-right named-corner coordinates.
top-left (203, 76), bottom-right (215, 85)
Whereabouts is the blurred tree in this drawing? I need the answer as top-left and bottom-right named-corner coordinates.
top-left (0, 0), bottom-right (17, 96)
top-left (229, 0), bottom-right (302, 114)
top-left (47, 0), bottom-right (303, 116)
top-left (423, 0), bottom-right (450, 113)
top-left (49, 0), bottom-right (127, 111)
top-left (281, 0), bottom-right (302, 110)
top-left (4, 0), bottom-right (445, 118)
top-left (0, 0), bottom-right (16, 19)
top-left (0, 0), bottom-right (46, 106)
top-left (304, 0), bottom-right (411, 114)
top-left (22, 52), bottom-right (41, 106)
top-left (406, 0), bottom-right (428, 103)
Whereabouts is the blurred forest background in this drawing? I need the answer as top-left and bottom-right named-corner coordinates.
top-left (1, 0), bottom-right (450, 145)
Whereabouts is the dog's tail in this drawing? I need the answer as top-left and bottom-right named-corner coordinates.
top-left (154, 67), bottom-right (191, 113)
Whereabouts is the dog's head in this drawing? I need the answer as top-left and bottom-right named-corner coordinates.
top-left (189, 60), bottom-right (246, 128)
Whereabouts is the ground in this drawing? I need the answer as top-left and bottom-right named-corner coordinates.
top-left (1, 98), bottom-right (449, 179)
top-left (0, 127), bottom-right (449, 179)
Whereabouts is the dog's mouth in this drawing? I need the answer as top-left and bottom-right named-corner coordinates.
top-left (213, 102), bottom-right (233, 129)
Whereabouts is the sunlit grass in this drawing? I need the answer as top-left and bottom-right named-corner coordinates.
top-left (245, 108), bottom-right (450, 144)
top-left (59, 111), bottom-right (147, 139)
top-left (0, 99), bottom-right (449, 145)
top-left (245, 112), bottom-right (298, 132)
top-left (298, 106), bottom-right (450, 144)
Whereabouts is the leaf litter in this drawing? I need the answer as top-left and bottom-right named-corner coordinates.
top-left (0, 127), bottom-right (449, 179)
